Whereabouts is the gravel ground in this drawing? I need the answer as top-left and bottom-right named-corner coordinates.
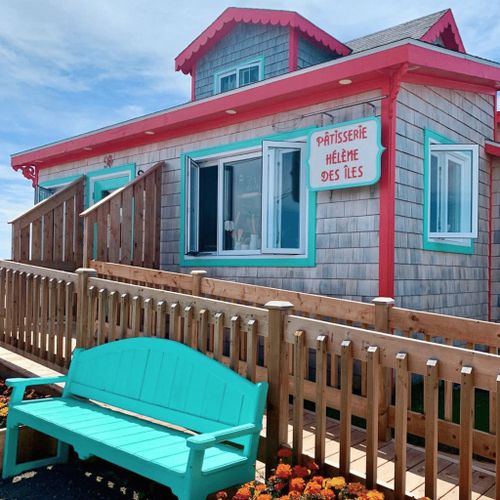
top-left (0, 454), bottom-right (177, 500)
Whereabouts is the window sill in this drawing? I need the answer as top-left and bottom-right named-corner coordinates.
top-left (423, 236), bottom-right (474, 255)
top-left (180, 253), bottom-right (315, 267)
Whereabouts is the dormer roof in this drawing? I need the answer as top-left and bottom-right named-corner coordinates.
top-left (347, 9), bottom-right (465, 53)
top-left (175, 7), bottom-right (352, 75)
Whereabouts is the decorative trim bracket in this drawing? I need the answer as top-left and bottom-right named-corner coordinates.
top-left (388, 63), bottom-right (409, 120)
top-left (13, 165), bottom-right (39, 188)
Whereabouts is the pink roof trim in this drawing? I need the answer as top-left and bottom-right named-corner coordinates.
top-left (175, 7), bottom-right (351, 74)
top-left (420, 9), bottom-right (465, 53)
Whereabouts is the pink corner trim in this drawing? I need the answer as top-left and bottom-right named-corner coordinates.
top-left (175, 7), bottom-right (351, 74)
top-left (420, 9), bottom-right (465, 53)
top-left (13, 165), bottom-right (38, 187)
top-left (288, 27), bottom-right (298, 71)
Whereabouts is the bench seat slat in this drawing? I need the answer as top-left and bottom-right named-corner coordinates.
top-left (11, 398), bottom-right (248, 475)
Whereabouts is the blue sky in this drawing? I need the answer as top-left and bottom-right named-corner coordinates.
top-left (1, 0), bottom-right (499, 259)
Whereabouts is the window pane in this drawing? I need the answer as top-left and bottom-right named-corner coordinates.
top-left (429, 154), bottom-right (439, 233)
top-left (198, 166), bottom-right (218, 252)
top-left (220, 73), bottom-right (236, 93)
top-left (223, 157), bottom-right (262, 251)
top-left (239, 65), bottom-right (259, 87)
top-left (429, 148), bottom-right (474, 236)
top-left (268, 149), bottom-right (301, 249)
top-left (447, 159), bottom-right (462, 232)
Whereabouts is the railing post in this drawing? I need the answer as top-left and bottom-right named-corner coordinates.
top-left (76, 268), bottom-right (97, 349)
top-left (190, 270), bottom-right (207, 296)
top-left (265, 300), bottom-right (293, 476)
top-left (372, 297), bottom-right (394, 441)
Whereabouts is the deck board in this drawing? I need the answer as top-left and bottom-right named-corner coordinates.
top-left (1, 346), bottom-right (496, 498)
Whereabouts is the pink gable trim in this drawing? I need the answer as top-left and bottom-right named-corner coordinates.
top-left (420, 9), bottom-right (465, 53)
top-left (175, 7), bottom-right (351, 74)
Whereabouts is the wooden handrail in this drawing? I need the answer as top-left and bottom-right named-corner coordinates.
top-left (9, 176), bottom-right (84, 227)
top-left (80, 161), bottom-right (164, 217)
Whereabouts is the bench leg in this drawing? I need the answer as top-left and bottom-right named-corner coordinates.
top-left (2, 423), bottom-right (70, 480)
top-left (2, 422), bottom-right (20, 479)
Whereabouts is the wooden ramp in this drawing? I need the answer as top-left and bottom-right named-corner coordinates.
top-left (1, 346), bottom-right (496, 499)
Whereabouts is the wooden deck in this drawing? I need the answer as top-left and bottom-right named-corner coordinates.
top-left (1, 346), bottom-right (495, 500)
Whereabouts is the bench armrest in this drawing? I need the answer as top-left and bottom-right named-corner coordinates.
top-left (186, 423), bottom-right (258, 450)
top-left (6, 376), bottom-right (67, 389)
top-left (6, 376), bottom-right (67, 405)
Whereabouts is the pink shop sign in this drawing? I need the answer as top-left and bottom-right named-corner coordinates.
top-left (307, 116), bottom-right (384, 191)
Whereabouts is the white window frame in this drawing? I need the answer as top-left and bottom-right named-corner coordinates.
top-left (262, 141), bottom-right (307, 255)
top-left (185, 140), bottom-right (307, 258)
top-left (215, 59), bottom-right (262, 94)
top-left (427, 143), bottom-right (479, 239)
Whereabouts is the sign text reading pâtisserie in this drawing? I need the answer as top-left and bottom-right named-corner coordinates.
top-left (308, 118), bottom-right (382, 191)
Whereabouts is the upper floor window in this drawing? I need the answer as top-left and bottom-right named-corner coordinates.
top-left (215, 59), bottom-right (263, 94)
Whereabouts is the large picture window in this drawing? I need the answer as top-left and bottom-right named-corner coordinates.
top-left (424, 129), bottom-right (479, 253)
top-left (186, 141), bottom-right (307, 258)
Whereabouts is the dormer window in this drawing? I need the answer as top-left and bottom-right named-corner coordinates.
top-left (215, 59), bottom-right (263, 94)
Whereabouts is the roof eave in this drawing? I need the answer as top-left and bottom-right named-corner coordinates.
top-left (12, 40), bottom-right (500, 171)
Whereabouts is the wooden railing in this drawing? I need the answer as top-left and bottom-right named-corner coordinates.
top-left (10, 177), bottom-right (84, 271)
top-left (0, 261), bottom-right (78, 371)
top-left (1, 259), bottom-right (499, 498)
top-left (80, 162), bottom-right (163, 269)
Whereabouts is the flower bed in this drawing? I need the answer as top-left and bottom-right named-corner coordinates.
top-left (0, 378), bottom-right (49, 428)
top-left (216, 449), bottom-right (385, 500)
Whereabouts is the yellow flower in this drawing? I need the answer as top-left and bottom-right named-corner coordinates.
top-left (324, 476), bottom-right (346, 489)
top-left (366, 490), bottom-right (384, 499)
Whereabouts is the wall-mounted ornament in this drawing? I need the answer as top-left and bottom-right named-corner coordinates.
top-left (13, 165), bottom-right (38, 187)
top-left (103, 154), bottom-right (114, 167)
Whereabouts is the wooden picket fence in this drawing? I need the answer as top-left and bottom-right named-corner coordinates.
top-left (0, 258), bottom-right (499, 499)
top-left (9, 177), bottom-right (84, 271)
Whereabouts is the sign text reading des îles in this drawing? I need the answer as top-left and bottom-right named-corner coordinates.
top-left (308, 117), bottom-right (384, 191)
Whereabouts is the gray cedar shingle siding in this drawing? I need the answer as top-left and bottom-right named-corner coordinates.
top-left (297, 36), bottom-right (337, 69)
top-left (491, 159), bottom-right (500, 321)
top-left (194, 24), bottom-right (289, 100)
top-left (394, 83), bottom-right (494, 319)
top-left (346, 10), bottom-right (446, 52)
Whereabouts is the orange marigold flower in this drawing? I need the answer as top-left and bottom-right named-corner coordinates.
top-left (323, 476), bottom-right (346, 489)
top-left (320, 489), bottom-right (335, 499)
top-left (256, 495), bottom-right (272, 500)
top-left (278, 496), bottom-right (290, 500)
top-left (289, 477), bottom-right (305, 492)
top-left (312, 475), bottom-right (324, 485)
top-left (276, 463), bottom-right (292, 479)
top-left (292, 465), bottom-right (309, 478)
top-left (346, 482), bottom-right (366, 494)
top-left (255, 484), bottom-right (266, 493)
top-left (289, 492), bottom-right (301, 499)
top-left (304, 481), bottom-right (322, 494)
top-left (366, 490), bottom-right (384, 499)
top-left (216, 492), bottom-right (228, 499)
top-left (234, 486), bottom-right (252, 500)
top-left (278, 447), bottom-right (293, 458)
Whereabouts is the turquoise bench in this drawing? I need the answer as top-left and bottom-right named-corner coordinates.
top-left (2, 338), bottom-right (268, 500)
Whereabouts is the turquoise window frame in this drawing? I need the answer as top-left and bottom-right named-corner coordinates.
top-left (180, 127), bottom-right (317, 267)
top-left (38, 173), bottom-right (82, 203)
top-left (423, 128), bottom-right (474, 254)
top-left (213, 56), bottom-right (265, 94)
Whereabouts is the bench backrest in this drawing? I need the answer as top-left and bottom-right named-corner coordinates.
top-left (65, 338), bottom-right (267, 451)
